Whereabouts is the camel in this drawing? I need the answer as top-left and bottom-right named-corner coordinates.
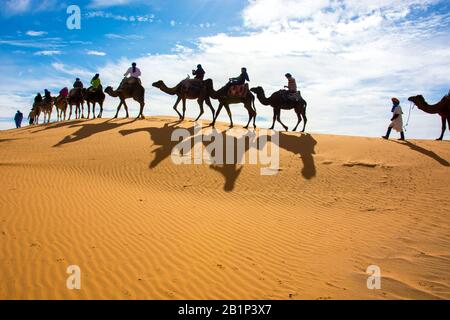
top-left (53, 96), bottom-right (68, 121)
top-left (28, 105), bottom-right (41, 125)
top-left (408, 95), bottom-right (450, 141)
top-left (251, 87), bottom-right (307, 132)
top-left (68, 88), bottom-right (85, 120)
top-left (105, 78), bottom-right (145, 119)
top-left (83, 87), bottom-right (106, 119)
top-left (39, 97), bottom-right (54, 124)
top-left (152, 79), bottom-right (215, 121)
top-left (203, 79), bottom-right (256, 129)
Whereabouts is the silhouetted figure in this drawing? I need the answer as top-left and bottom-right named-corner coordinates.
top-left (44, 89), bottom-right (51, 99)
top-left (284, 73), bottom-right (297, 93)
top-left (34, 93), bottom-right (43, 106)
top-left (383, 97), bottom-right (405, 141)
top-left (14, 110), bottom-right (23, 128)
top-left (229, 67), bottom-right (250, 85)
top-left (192, 64), bottom-right (205, 81)
top-left (73, 78), bottom-right (84, 89)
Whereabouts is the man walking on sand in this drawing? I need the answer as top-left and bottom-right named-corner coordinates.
top-left (382, 97), bottom-right (405, 141)
top-left (14, 110), bottom-right (23, 128)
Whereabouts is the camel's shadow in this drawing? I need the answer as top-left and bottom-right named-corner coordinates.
top-left (120, 123), bottom-right (317, 192)
top-left (393, 140), bottom-right (450, 167)
top-left (54, 118), bottom-right (137, 147)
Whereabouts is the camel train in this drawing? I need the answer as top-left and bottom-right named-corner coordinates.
top-left (26, 65), bottom-right (450, 140)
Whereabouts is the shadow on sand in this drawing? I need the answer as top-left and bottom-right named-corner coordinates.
top-left (33, 119), bottom-right (86, 133)
top-left (54, 118), bottom-right (137, 147)
top-left (120, 123), bottom-right (317, 192)
top-left (393, 140), bottom-right (450, 167)
top-left (120, 121), bottom-right (190, 169)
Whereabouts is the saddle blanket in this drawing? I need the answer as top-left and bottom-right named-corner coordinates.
top-left (228, 84), bottom-right (248, 98)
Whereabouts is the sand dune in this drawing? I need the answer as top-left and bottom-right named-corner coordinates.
top-left (0, 116), bottom-right (449, 300)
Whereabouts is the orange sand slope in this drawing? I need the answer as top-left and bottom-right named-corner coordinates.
top-left (0, 117), bottom-right (449, 300)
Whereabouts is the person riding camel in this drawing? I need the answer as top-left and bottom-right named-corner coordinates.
top-left (284, 73), bottom-right (300, 102)
top-left (34, 93), bottom-right (43, 106)
top-left (44, 89), bottom-right (52, 102)
top-left (192, 64), bottom-right (205, 81)
top-left (89, 74), bottom-right (102, 92)
top-left (229, 67), bottom-right (250, 86)
top-left (73, 78), bottom-right (84, 89)
top-left (123, 62), bottom-right (142, 86)
top-left (382, 97), bottom-right (405, 141)
top-left (57, 87), bottom-right (69, 104)
top-left (59, 87), bottom-right (69, 98)
top-left (285, 73), bottom-right (297, 93)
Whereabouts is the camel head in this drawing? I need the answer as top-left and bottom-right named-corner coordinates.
top-left (408, 95), bottom-right (425, 109)
top-left (152, 81), bottom-right (164, 88)
top-left (250, 87), bottom-right (264, 95)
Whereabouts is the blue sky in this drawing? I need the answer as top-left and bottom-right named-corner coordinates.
top-left (0, 0), bottom-right (449, 138)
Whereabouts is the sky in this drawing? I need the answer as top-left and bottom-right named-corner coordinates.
top-left (0, 0), bottom-right (449, 138)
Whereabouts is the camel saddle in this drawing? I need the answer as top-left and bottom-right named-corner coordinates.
top-left (228, 84), bottom-right (249, 98)
top-left (120, 77), bottom-right (141, 89)
top-left (281, 90), bottom-right (302, 103)
top-left (181, 79), bottom-right (203, 94)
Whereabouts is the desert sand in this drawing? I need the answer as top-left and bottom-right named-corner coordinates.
top-left (0, 116), bottom-right (449, 300)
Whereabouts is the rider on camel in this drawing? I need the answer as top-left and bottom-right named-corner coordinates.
top-left (192, 64), bottom-right (205, 81)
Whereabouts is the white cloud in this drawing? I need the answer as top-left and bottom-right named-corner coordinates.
top-left (26, 30), bottom-right (47, 37)
top-left (34, 50), bottom-right (61, 56)
top-left (86, 11), bottom-right (154, 22)
top-left (51, 63), bottom-right (93, 78)
top-left (86, 50), bottom-right (107, 56)
top-left (89, 0), bottom-right (136, 8)
top-left (170, 20), bottom-right (176, 27)
top-left (105, 33), bottom-right (144, 40)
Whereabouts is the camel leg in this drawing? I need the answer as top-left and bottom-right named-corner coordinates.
top-left (86, 102), bottom-right (91, 119)
top-left (123, 100), bottom-right (130, 118)
top-left (98, 102), bottom-right (103, 118)
top-left (114, 101), bottom-right (123, 118)
top-left (81, 102), bottom-right (85, 119)
top-left (92, 102), bottom-right (95, 119)
top-left (195, 99), bottom-right (205, 122)
top-left (224, 104), bottom-right (233, 128)
top-left (68, 104), bottom-right (72, 120)
top-left (293, 109), bottom-right (302, 132)
top-left (181, 98), bottom-right (186, 121)
top-left (437, 116), bottom-right (446, 140)
top-left (270, 109), bottom-right (276, 130)
top-left (137, 102), bottom-right (145, 119)
top-left (301, 109), bottom-right (307, 132)
top-left (172, 97), bottom-right (182, 119)
top-left (205, 97), bottom-right (215, 120)
top-left (211, 103), bottom-right (225, 127)
top-left (244, 102), bottom-right (253, 129)
top-left (447, 117), bottom-right (450, 137)
top-left (276, 110), bottom-right (288, 131)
